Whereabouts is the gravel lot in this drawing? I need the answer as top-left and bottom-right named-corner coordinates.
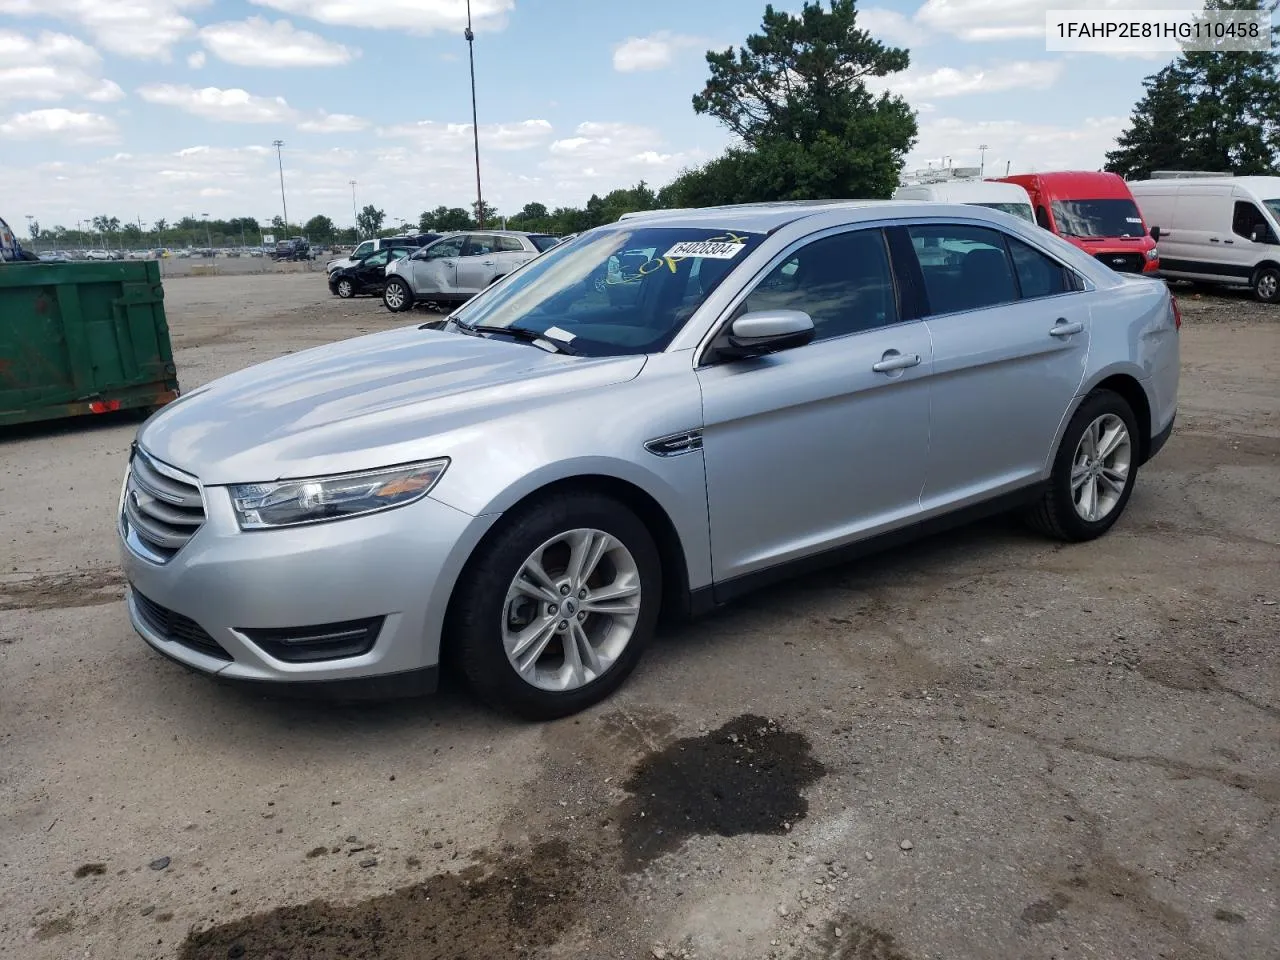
top-left (1, 273), bottom-right (1277, 960)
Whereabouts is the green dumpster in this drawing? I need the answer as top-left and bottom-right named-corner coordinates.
top-left (0, 260), bottom-right (180, 427)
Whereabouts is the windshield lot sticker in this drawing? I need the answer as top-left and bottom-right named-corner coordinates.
top-left (663, 240), bottom-right (747, 260)
top-left (543, 326), bottom-right (576, 343)
top-left (1126, 217), bottom-right (1143, 223)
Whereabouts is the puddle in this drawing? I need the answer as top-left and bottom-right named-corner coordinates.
top-left (618, 714), bottom-right (825, 870)
top-left (179, 840), bottom-right (594, 960)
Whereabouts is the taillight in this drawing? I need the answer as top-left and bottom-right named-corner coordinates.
top-left (1171, 297), bottom-right (1182, 331)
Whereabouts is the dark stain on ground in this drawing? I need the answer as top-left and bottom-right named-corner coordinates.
top-left (618, 714), bottom-right (825, 871)
top-left (1138, 658), bottom-right (1218, 692)
top-left (35, 913), bottom-right (74, 940)
top-left (1020, 893), bottom-right (1070, 924)
top-left (0, 567), bottom-right (126, 611)
top-left (1214, 909), bottom-right (1246, 924)
top-left (179, 840), bottom-right (593, 960)
top-left (793, 917), bottom-right (916, 959)
top-left (73, 862), bottom-right (107, 878)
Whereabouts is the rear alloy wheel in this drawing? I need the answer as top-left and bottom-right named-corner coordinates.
top-left (335, 278), bottom-right (354, 298)
top-left (1026, 389), bottom-right (1139, 542)
top-left (384, 277), bottom-right (412, 312)
top-left (1254, 265), bottom-right (1279, 304)
top-left (450, 493), bottom-right (661, 719)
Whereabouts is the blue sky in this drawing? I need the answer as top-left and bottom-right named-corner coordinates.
top-left (1, 0), bottom-right (1203, 233)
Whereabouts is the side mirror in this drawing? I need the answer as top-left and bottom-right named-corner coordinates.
top-left (1150, 225), bottom-right (1162, 242)
top-left (718, 310), bottom-right (815, 360)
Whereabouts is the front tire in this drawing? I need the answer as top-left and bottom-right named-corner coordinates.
top-left (335, 278), bottom-right (354, 299)
top-left (1254, 265), bottom-right (1279, 304)
top-left (384, 277), bottom-right (413, 312)
top-left (1026, 389), bottom-right (1140, 542)
top-left (448, 492), bottom-right (662, 719)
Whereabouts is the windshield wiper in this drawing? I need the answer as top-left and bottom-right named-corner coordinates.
top-left (457, 322), bottom-right (577, 355)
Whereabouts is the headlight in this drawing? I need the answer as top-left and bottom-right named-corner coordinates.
top-left (1145, 247), bottom-right (1159, 261)
top-left (229, 459), bottom-right (448, 530)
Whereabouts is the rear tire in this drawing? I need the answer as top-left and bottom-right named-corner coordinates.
top-left (1254, 265), bottom-right (1279, 304)
top-left (384, 277), bottom-right (413, 312)
top-left (1025, 389), bottom-right (1139, 542)
top-left (448, 492), bottom-right (662, 720)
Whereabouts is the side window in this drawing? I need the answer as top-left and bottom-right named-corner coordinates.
top-left (495, 235), bottom-right (524, 252)
top-left (364, 251), bottom-right (390, 268)
top-left (1035, 205), bottom-right (1053, 231)
top-left (1233, 201), bottom-right (1271, 241)
top-left (1007, 237), bottom-right (1073, 299)
top-left (425, 237), bottom-right (465, 259)
top-left (464, 235), bottom-right (497, 256)
top-left (353, 241), bottom-right (373, 258)
top-left (743, 229), bottom-right (898, 341)
top-left (907, 224), bottom-right (1018, 315)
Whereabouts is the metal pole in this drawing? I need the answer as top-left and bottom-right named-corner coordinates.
top-left (202, 213), bottom-right (211, 249)
top-left (466, 0), bottom-right (484, 228)
top-left (273, 140), bottom-right (289, 235)
top-left (979, 143), bottom-right (989, 177)
top-left (350, 180), bottom-right (358, 237)
top-left (25, 215), bottom-right (34, 252)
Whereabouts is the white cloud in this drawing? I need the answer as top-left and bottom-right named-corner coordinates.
top-left (914, 0), bottom-right (1203, 42)
top-left (199, 17), bottom-right (356, 68)
top-left (187, 50), bottom-right (206, 68)
top-left (247, 0), bottom-right (513, 35)
top-left (0, 29), bottom-right (125, 104)
top-left (909, 115), bottom-right (1128, 175)
top-left (543, 121), bottom-right (707, 193)
top-left (0, 107), bottom-right (117, 143)
top-left (858, 7), bottom-right (929, 46)
top-left (874, 60), bottom-right (1064, 99)
top-left (298, 111), bottom-right (369, 133)
top-left (380, 118), bottom-right (553, 152)
top-left (137, 84), bottom-right (298, 124)
top-left (0, 0), bottom-right (209, 60)
top-left (612, 31), bottom-right (702, 72)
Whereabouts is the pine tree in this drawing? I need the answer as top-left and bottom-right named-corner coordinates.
top-left (1104, 66), bottom-right (1195, 179)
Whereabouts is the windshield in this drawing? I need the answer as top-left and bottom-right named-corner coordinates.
top-left (529, 235), bottom-right (560, 252)
top-left (1051, 199), bottom-right (1146, 238)
top-left (451, 227), bottom-right (764, 356)
top-left (1265, 199), bottom-right (1280, 223)
top-left (975, 202), bottom-right (1035, 223)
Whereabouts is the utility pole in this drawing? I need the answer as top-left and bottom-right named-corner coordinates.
top-left (465, 0), bottom-right (484, 228)
top-left (25, 214), bottom-right (34, 252)
top-left (979, 143), bottom-right (989, 177)
top-left (350, 180), bottom-right (359, 238)
top-left (202, 213), bottom-right (212, 250)
top-left (273, 139), bottom-right (289, 236)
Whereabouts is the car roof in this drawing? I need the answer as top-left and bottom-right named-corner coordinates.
top-left (609, 200), bottom-right (894, 232)
top-left (998, 171), bottom-right (1133, 198)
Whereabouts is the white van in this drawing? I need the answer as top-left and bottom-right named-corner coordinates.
top-left (892, 180), bottom-right (1035, 223)
top-left (1128, 176), bottom-right (1280, 303)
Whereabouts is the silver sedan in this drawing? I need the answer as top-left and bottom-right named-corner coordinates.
top-left (117, 201), bottom-right (1180, 718)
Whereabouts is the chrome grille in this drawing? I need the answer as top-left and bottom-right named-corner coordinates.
top-left (122, 448), bottom-right (205, 562)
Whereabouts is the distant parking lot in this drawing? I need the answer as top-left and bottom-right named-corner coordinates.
top-left (1, 272), bottom-right (1276, 960)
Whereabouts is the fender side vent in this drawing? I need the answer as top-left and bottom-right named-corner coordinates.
top-left (645, 430), bottom-right (704, 457)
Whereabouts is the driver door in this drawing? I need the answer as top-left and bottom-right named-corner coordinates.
top-left (410, 236), bottom-right (465, 294)
top-left (353, 249), bottom-right (391, 288)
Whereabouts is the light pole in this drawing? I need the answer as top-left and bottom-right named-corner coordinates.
top-left (273, 139), bottom-right (289, 236)
top-left (24, 214), bottom-right (34, 252)
top-left (202, 213), bottom-right (212, 250)
top-left (350, 179), bottom-right (358, 238)
top-left (979, 143), bottom-right (989, 177)
top-left (465, 0), bottom-right (484, 228)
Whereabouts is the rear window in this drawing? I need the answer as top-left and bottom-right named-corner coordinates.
top-left (529, 235), bottom-right (559, 252)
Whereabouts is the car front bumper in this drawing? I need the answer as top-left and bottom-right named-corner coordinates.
top-left (118, 476), bottom-right (496, 691)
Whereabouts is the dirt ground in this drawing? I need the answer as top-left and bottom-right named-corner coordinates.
top-left (1, 273), bottom-right (1277, 960)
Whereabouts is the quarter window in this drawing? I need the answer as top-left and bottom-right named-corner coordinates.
top-left (907, 224), bottom-right (1018, 314)
top-left (743, 229), bottom-right (899, 342)
top-left (1007, 237), bottom-right (1073, 298)
top-left (495, 235), bottom-right (525, 252)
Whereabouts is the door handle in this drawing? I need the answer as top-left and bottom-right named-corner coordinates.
top-left (482, 259), bottom-right (496, 265)
top-left (1049, 319), bottom-right (1084, 338)
top-left (1223, 239), bottom-right (1234, 245)
top-left (871, 352), bottom-right (921, 373)
top-left (1209, 237), bottom-right (1220, 243)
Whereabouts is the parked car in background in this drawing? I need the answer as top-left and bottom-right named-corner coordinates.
top-left (1128, 176), bottom-right (1280, 303)
top-left (118, 201), bottom-right (1179, 718)
top-left (85, 249), bottom-right (111, 261)
top-left (328, 245), bottom-right (419, 299)
top-left (274, 237), bottom-right (311, 261)
top-left (996, 172), bottom-right (1159, 275)
top-left (893, 180), bottom-right (1035, 223)
top-left (248, 247), bottom-right (265, 258)
top-left (383, 231), bottom-right (558, 311)
top-left (327, 234), bottom-right (443, 275)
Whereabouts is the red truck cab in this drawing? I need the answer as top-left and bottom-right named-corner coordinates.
top-left (994, 171), bottom-right (1159, 274)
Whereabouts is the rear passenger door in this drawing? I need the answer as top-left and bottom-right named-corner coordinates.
top-left (455, 234), bottom-right (499, 292)
top-left (903, 222), bottom-right (1091, 508)
top-left (494, 234), bottom-right (536, 274)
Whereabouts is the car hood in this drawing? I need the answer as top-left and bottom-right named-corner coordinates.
top-left (139, 326), bottom-right (647, 485)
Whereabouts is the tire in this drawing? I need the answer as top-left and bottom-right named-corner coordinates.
top-left (1254, 265), bottom-right (1279, 304)
top-left (335, 278), bottom-right (354, 299)
top-left (384, 277), bottom-right (413, 312)
top-left (1025, 389), bottom-right (1140, 542)
top-left (448, 492), bottom-right (662, 719)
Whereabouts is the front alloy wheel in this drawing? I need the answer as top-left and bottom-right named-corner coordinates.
top-left (336, 278), bottom-right (354, 298)
top-left (384, 278), bottom-right (411, 312)
top-left (502, 529), bottom-right (642, 692)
